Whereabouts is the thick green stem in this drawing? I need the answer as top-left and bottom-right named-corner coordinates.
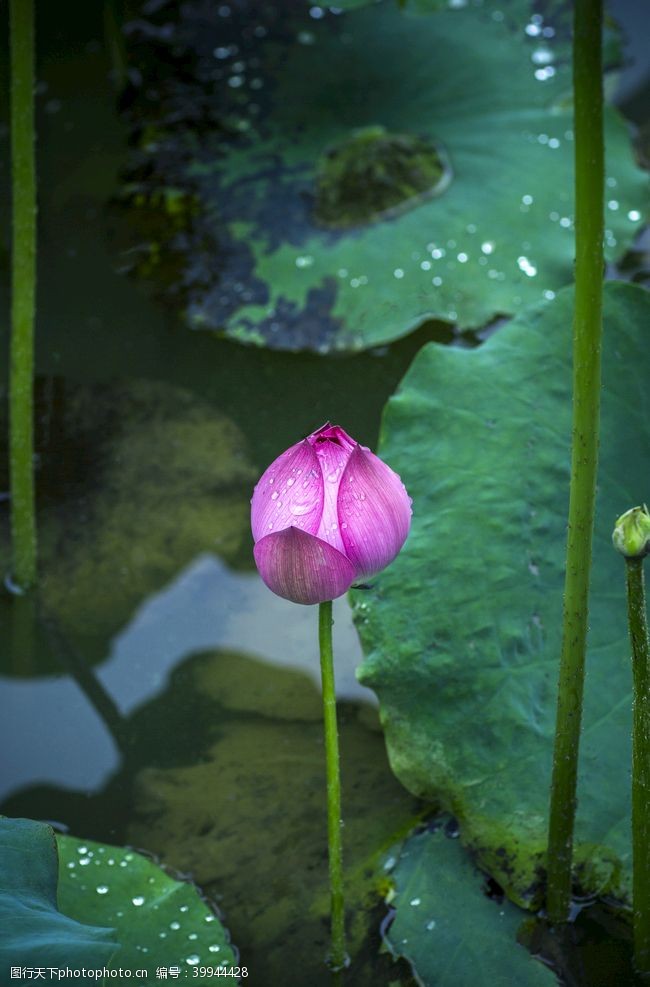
top-left (626, 558), bottom-right (650, 977)
top-left (546, 0), bottom-right (604, 923)
top-left (9, 0), bottom-right (37, 590)
top-left (318, 600), bottom-right (347, 971)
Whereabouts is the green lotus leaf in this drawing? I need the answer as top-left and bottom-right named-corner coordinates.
top-left (352, 282), bottom-right (650, 905)
top-left (124, 0), bottom-right (645, 350)
top-left (0, 818), bottom-right (117, 986)
top-left (57, 833), bottom-right (237, 984)
top-left (384, 825), bottom-right (555, 986)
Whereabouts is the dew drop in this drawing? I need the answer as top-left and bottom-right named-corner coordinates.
top-left (188, 933), bottom-right (198, 941)
top-left (628, 209), bottom-right (641, 222)
top-left (96, 885), bottom-right (109, 895)
top-left (290, 503), bottom-right (312, 516)
top-left (170, 921), bottom-right (181, 931)
top-left (517, 255), bottom-right (537, 277)
top-left (271, 491), bottom-right (279, 500)
top-left (180, 906), bottom-right (190, 913)
top-left (426, 919), bottom-right (437, 931)
top-left (209, 945), bottom-right (221, 953)
top-left (132, 896), bottom-right (145, 907)
top-left (410, 897), bottom-right (421, 906)
top-left (287, 478), bottom-right (295, 487)
top-left (186, 955), bottom-right (201, 966)
top-left (393, 268), bottom-right (404, 279)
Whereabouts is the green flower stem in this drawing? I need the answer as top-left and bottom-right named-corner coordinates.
top-left (318, 600), bottom-right (347, 971)
top-left (626, 558), bottom-right (650, 977)
top-left (546, 0), bottom-right (604, 923)
top-left (9, 0), bottom-right (37, 590)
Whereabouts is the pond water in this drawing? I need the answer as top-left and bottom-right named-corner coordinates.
top-left (1, 3), bottom-right (648, 986)
top-left (0, 6), bottom-right (437, 985)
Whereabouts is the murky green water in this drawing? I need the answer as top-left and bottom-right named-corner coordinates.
top-left (0, 8), bottom-right (433, 984)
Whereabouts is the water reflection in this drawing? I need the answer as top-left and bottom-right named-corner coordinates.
top-left (104, 553), bottom-right (370, 715)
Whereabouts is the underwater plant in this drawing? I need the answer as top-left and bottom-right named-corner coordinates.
top-left (251, 423), bottom-right (411, 968)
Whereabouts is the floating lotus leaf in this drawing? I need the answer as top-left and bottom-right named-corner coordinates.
top-left (352, 282), bottom-right (650, 905)
top-left (57, 833), bottom-right (237, 983)
top-left (0, 818), bottom-right (116, 986)
top-left (384, 825), bottom-right (555, 986)
top-left (123, 0), bottom-right (645, 350)
top-left (0, 818), bottom-right (237, 985)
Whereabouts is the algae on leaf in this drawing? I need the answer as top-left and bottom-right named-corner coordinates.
top-left (122, 0), bottom-right (646, 351)
top-left (352, 283), bottom-right (650, 905)
top-left (385, 825), bottom-right (556, 986)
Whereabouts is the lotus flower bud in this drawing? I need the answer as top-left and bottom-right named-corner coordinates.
top-left (251, 423), bottom-right (412, 605)
top-left (613, 505), bottom-right (650, 560)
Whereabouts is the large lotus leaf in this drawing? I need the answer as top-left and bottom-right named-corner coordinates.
top-left (0, 818), bottom-right (117, 985)
top-left (57, 834), bottom-right (238, 984)
top-left (384, 825), bottom-right (555, 986)
top-left (352, 282), bottom-right (650, 906)
top-left (125, 0), bottom-right (645, 351)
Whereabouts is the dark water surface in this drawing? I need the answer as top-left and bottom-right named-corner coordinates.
top-left (0, 7), bottom-right (433, 985)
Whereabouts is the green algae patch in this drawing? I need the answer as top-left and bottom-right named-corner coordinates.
top-left (126, 649), bottom-right (424, 985)
top-left (0, 379), bottom-right (256, 671)
top-left (314, 126), bottom-right (449, 229)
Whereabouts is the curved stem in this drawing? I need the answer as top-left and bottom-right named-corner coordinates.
top-left (9, 0), bottom-right (37, 590)
top-left (546, 0), bottom-right (604, 922)
top-left (318, 600), bottom-right (347, 970)
top-left (626, 558), bottom-right (650, 977)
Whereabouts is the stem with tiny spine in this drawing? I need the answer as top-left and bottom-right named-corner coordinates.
top-left (546, 0), bottom-right (604, 923)
top-left (318, 600), bottom-right (346, 970)
top-left (9, 0), bottom-right (37, 590)
top-left (625, 558), bottom-right (650, 977)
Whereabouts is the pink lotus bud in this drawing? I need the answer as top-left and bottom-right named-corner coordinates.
top-left (251, 423), bottom-right (412, 604)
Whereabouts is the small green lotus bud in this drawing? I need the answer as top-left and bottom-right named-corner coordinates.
top-left (612, 505), bottom-right (650, 559)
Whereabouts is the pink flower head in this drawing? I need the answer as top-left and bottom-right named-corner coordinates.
top-left (251, 423), bottom-right (412, 605)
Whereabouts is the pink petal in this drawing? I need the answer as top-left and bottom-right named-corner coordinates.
top-left (309, 426), bottom-right (356, 556)
top-left (251, 439), bottom-right (324, 543)
top-left (307, 422), bottom-right (357, 455)
top-left (254, 527), bottom-right (356, 605)
top-left (337, 445), bottom-right (412, 579)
